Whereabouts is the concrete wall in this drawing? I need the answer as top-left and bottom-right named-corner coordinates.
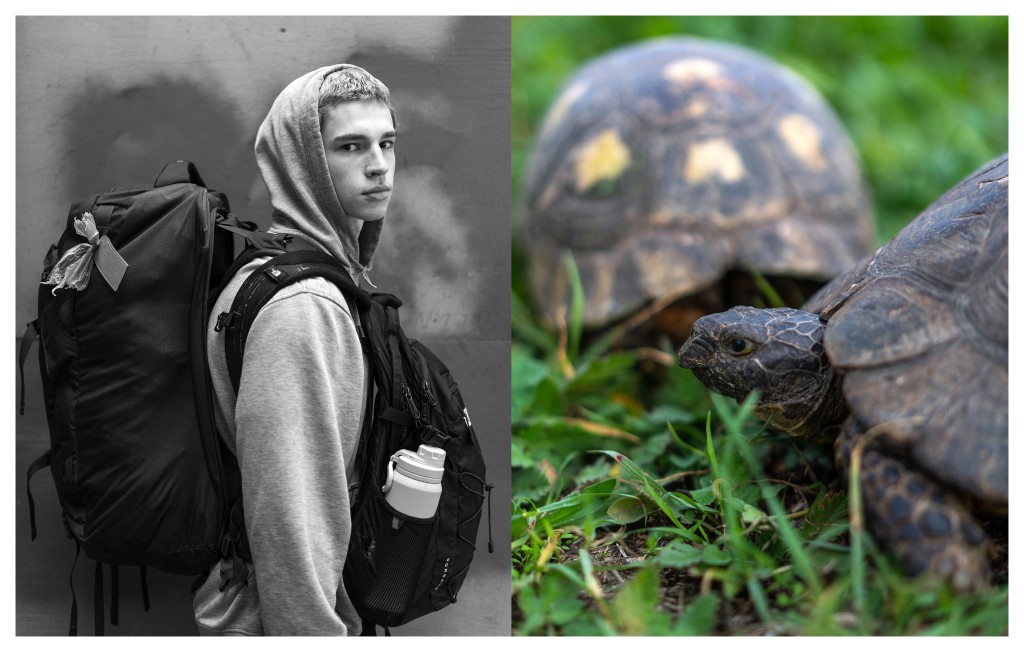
top-left (15, 16), bottom-right (510, 636)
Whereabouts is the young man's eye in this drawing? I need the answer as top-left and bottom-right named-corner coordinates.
top-left (381, 140), bottom-right (395, 150)
top-left (340, 143), bottom-right (361, 152)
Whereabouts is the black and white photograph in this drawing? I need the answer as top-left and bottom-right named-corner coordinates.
top-left (15, 15), bottom-right (511, 636)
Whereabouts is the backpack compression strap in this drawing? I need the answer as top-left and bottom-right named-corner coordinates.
top-left (215, 249), bottom-right (373, 395)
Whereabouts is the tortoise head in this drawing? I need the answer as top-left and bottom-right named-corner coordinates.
top-left (678, 306), bottom-right (846, 437)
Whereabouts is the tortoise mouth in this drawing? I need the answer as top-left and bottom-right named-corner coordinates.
top-left (677, 333), bottom-right (714, 368)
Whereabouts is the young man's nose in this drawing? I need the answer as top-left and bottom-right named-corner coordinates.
top-left (366, 146), bottom-right (389, 176)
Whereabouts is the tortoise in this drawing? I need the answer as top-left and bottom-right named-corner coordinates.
top-left (522, 37), bottom-right (875, 344)
top-left (678, 154), bottom-right (1008, 590)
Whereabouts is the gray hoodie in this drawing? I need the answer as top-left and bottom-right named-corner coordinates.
top-left (193, 64), bottom-right (384, 636)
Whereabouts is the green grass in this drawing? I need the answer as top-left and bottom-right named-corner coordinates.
top-left (510, 298), bottom-right (1009, 634)
top-left (510, 16), bottom-right (1008, 636)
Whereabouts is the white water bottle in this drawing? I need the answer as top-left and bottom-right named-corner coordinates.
top-left (381, 445), bottom-right (445, 527)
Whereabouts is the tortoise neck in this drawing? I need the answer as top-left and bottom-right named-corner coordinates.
top-left (753, 343), bottom-right (849, 438)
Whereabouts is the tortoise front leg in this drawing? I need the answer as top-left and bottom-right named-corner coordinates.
top-left (835, 418), bottom-right (992, 592)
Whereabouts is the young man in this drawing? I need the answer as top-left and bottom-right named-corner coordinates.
top-left (192, 64), bottom-right (396, 636)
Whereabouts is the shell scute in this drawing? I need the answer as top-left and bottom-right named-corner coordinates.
top-left (821, 155), bottom-right (1008, 504)
top-left (524, 37), bottom-right (874, 329)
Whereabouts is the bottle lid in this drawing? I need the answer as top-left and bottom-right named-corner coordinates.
top-left (392, 445), bottom-right (446, 483)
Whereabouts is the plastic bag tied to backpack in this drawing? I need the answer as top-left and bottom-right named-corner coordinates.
top-left (42, 212), bottom-right (128, 294)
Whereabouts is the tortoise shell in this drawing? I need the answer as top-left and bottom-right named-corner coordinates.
top-left (804, 154), bottom-right (1009, 507)
top-left (523, 37), bottom-right (875, 330)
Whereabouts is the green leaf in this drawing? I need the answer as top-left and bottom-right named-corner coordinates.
top-left (531, 376), bottom-right (566, 416)
top-left (689, 485), bottom-right (716, 506)
top-left (740, 501), bottom-right (767, 525)
top-left (510, 438), bottom-right (533, 467)
top-left (511, 465), bottom-right (554, 511)
top-left (598, 451), bottom-right (694, 534)
top-left (802, 489), bottom-right (849, 540)
top-left (662, 491), bottom-right (706, 517)
top-left (658, 540), bottom-right (704, 568)
top-left (516, 477), bottom-right (626, 536)
top-left (541, 577), bottom-right (584, 625)
top-left (575, 458), bottom-right (614, 485)
top-left (511, 345), bottom-right (552, 421)
top-left (567, 352), bottom-right (637, 395)
top-left (510, 289), bottom-right (556, 355)
top-left (701, 545), bottom-right (732, 567)
top-left (673, 593), bottom-right (718, 635)
top-left (516, 573), bottom-right (584, 634)
top-left (612, 566), bottom-right (670, 635)
top-left (560, 614), bottom-right (612, 636)
top-left (607, 495), bottom-right (650, 525)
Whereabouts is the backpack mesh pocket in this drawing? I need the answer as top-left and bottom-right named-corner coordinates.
top-left (351, 487), bottom-right (438, 618)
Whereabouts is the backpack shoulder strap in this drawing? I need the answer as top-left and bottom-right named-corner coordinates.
top-left (216, 249), bottom-right (372, 395)
top-left (207, 219), bottom-right (290, 310)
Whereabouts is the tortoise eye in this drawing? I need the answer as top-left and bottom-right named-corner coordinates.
top-left (726, 337), bottom-right (754, 356)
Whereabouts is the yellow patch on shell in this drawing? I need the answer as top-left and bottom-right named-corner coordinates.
top-left (634, 245), bottom-right (694, 294)
top-left (766, 219), bottom-right (823, 274)
top-left (539, 81), bottom-right (588, 138)
top-left (663, 58), bottom-right (725, 86)
top-left (683, 99), bottom-right (710, 118)
top-left (573, 128), bottom-right (631, 194)
top-left (649, 208), bottom-right (674, 226)
top-left (733, 197), bottom-right (790, 230)
top-left (776, 113), bottom-right (826, 170)
top-left (683, 139), bottom-right (746, 183)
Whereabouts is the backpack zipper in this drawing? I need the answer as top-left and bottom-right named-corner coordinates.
top-left (195, 187), bottom-right (232, 543)
top-left (402, 384), bottom-right (420, 422)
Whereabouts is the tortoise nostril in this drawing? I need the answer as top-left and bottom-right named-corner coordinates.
top-left (678, 336), bottom-right (713, 368)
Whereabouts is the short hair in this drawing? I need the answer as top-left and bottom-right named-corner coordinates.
top-left (318, 67), bottom-right (396, 127)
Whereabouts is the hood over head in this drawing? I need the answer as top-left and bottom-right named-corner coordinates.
top-left (256, 64), bottom-right (385, 283)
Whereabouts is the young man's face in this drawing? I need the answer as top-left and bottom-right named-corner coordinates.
top-left (320, 100), bottom-right (396, 221)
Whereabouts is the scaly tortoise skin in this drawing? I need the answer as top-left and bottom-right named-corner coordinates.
top-left (523, 37), bottom-right (874, 341)
top-left (679, 154), bottom-right (1008, 590)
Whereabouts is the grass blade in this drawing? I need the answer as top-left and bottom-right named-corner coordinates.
top-left (563, 251), bottom-right (584, 363)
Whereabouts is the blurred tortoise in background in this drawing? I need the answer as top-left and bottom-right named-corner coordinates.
top-left (522, 37), bottom-right (875, 346)
top-left (679, 154), bottom-right (1008, 590)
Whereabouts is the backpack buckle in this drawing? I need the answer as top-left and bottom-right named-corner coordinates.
top-left (214, 311), bottom-right (241, 332)
top-left (219, 532), bottom-right (238, 558)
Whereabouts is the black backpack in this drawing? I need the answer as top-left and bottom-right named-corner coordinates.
top-left (22, 161), bottom-right (492, 635)
top-left (215, 245), bottom-right (494, 634)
